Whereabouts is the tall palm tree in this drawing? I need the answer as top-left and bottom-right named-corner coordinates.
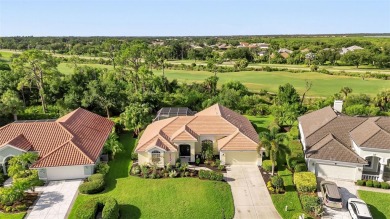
top-left (257, 127), bottom-right (291, 175)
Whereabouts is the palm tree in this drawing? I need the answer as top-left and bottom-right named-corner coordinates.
top-left (103, 130), bottom-right (123, 159)
top-left (257, 127), bottom-right (291, 175)
top-left (340, 86), bottom-right (353, 99)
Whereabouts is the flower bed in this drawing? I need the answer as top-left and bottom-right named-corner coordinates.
top-left (0, 192), bottom-right (38, 213)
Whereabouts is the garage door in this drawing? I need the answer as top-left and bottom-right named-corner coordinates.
top-left (316, 164), bottom-right (356, 181)
top-left (224, 151), bottom-right (258, 165)
top-left (46, 166), bottom-right (85, 181)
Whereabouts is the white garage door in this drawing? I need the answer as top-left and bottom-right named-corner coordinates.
top-left (46, 166), bottom-right (86, 181)
top-left (224, 151), bottom-right (258, 165)
top-left (316, 164), bottom-right (356, 181)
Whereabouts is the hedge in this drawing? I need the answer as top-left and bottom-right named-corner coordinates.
top-left (300, 194), bottom-right (321, 213)
top-left (366, 180), bottom-right (373, 187)
top-left (262, 160), bottom-right (276, 172)
top-left (294, 163), bottom-right (308, 172)
top-left (287, 156), bottom-right (305, 169)
top-left (198, 170), bottom-right (223, 181)
top-left (293, 172), bottom-right (317, 193)
top-left (76, 197), bottom-right (119, 219)
top-left (79, 174), bottom-right (105, 194)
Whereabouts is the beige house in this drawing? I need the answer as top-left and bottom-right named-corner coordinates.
top-left (135, 104), bottom-right (260, 166)
top-left (299, 102), bottom-right (390, 182)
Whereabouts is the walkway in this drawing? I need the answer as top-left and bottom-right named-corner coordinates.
top-left (225, 165), bottom-right (281, 219)
top-left (26, 180), bottom-right (82, 219)
top-left (357, 185), bottom-right (390, 194)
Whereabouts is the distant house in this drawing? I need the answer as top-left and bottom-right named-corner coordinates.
top-left (0, 108), bottom-right (114, 181)
top-left (301, 48), bottom-right (310, 53)
top-left (299, 102), bottom-right (390, 182)
top-left (218, 44), bottom-right (231, 50)
top-left (278, 48), bottom-right (293, 59)
top-left (135, 104), bottom-right (261, 166)
top-left (152, 41), bottom-right (164, 46)
top-left (237, 42), bottom-right (249, 48)
top-left (340, 45), bottom-right (363, 55)
top-left (258, 51), bottom-right (267, 56)
top-left (258, 43), bottom-right (270, 50)
top-left (190, 45), bottom-right (203, 49)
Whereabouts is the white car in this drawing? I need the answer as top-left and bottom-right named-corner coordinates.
top-left (347, 198), bottom-right (373, 219)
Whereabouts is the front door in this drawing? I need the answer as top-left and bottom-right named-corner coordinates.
top-left (180, 144), bottom-right (191, 156)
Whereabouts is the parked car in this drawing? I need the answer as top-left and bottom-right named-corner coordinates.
top-left (320, 181), bottom-right (343, 209)
top-left (347, 198), bottom-right (373, 219)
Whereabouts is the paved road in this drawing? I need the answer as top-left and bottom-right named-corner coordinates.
top-left (26, 180), bottom-right (82, 219)
top-left (225, 165), bottom-right (281, 219)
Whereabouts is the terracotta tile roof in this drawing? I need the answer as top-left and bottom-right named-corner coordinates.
top-left (218, 130), bottom-right (258, 151)
top-left (0, 108), bottom-right (114, 168)
top-left (306, 134), bottom-right (366, 164)
top-left (136, 104), bottom-right (259, 152)
top-left (298, 106), bottom-right (337, 138)
top-left (4, 134), bottom-right (33, 151)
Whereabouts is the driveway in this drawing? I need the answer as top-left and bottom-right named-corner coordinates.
top-left (225, 165), bottom-right (281, 219)
top-left (26, 179), bottom-right (82, 219)
top-left (318, 179), bottom-right (357, 219)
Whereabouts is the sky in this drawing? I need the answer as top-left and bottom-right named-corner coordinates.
top-left (0, 0), bottom-right (389, 36)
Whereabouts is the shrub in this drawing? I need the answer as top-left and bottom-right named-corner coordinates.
top-left (96, 162), bottom-right (110, 175)
top-left (373, 180), bottom-right (381, 188)
top-left (210, 161), bottom-right (217, 167)
top-left (262, 160), bottom-right (276, 172)
top-left (381, 182), bottom-right (390, 189)
top-left (131, 165), bottom-right (141, 175)
top-left (199, 170), bottom-right (210, 179)
top-left (76, 197), bottom-right (119, 219)
top-left (195, 158), bottom-right (200, 165)
top-left (130, 152), bottom-right (138, 160)
top-left (294, 163), bottom-right (308, 172)
top-left (356, 180), bottom-right (366, 186)
top-left (267, 181), bottom-right (275, 193)
top-left (0, 174), bottom-right (5, 186)
top-left (15, 204), bottom-right (27, 211)
top-left (271, 176), bottom-right (284, 189)
top-left (175, 162), bottom-right (181, 169)
top-left (366, 180), bottom-right (373, 187)
top-left (215, 159), bottom-right (221, 166)
top-left (287, 156), bottom-right (305, 169)
top-left (198, 170), bottom-right (223, 181)
top-left (165, 163), bottom-right (172, 171)
top-left (169, 170), bottom-right (177, 178)
top-left (218, 165), bottom-right (225, 171)
top-left (79, 174), bottom-right (105, 194)
top-left (300, 194), bottom-right (320, 212)
top-left (294, 172), bottom-right (317, 193)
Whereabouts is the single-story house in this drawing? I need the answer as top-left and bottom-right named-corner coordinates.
top-left (135, 103), bottom-right (260, 166)
top-left (298, 101), bottom-right (390, 182)
top-left (0, 108), bottom-right (114, 181)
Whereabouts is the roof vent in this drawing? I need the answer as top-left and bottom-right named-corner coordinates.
top-left (333, 100), bottom-right (343, 113)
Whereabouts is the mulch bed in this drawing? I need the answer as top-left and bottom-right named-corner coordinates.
top-left (0, 192), bottom-right (39, 213)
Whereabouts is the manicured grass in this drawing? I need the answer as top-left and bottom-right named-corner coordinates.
top-left (69, 133), bottom-right (234, 219)
top-left (271, 169), bottom-right (304, 219)
top-left (246, 115), bottom-right (274, 134)
top-left (358, 190), bottom-right (390, 219)
top-left (57, 63), bottom-right (114, 75)
top-left (0, 212), bottom-right (26, 219)
top-left (154, 69), bottom-right (390, 97)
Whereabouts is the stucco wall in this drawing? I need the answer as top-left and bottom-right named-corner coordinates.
top-left (0, 145), bottom-right (25, 163)
top-left (352, 140), bottom-right (390, 165)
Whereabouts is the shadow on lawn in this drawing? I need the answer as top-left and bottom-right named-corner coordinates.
top-left (120, 204), bottom-right (141, 219)
top-left (367, 204), bottom-right (386, 219)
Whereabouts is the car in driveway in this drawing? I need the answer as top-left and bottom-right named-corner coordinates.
top-left (347, 198), bottom-right (373, 219)
top-left (320, 181), bottom-right (343, 209)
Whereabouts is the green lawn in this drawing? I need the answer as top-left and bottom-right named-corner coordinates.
top-left (0, 212), bottom-right (25, 219)
top-left (245, 115), bottom-right (274, 133)
top-left (154, 69), bottom-right (390, 97)
top-left (358, 190), bottom-right (390, 219)
top-left (271, 168), bottom-right (303, 219)
top-left (69, 133), bottom-right (234, 219)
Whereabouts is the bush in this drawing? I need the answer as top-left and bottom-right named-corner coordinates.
top-left (287, 156), bottom-right (305, 169)
top-left (131, 165), bottom-right (141, 175)
top-left (96, 162), bottom-right (110, 175)
top-left (381, 182), bottom-right (390, 189)
top-left (262, 160), bottom-right (276, 172)
top-left (199, 170), bottom-right (223, 181)
top-left (267, 181), bottom-right (275, 193)
top-left (195, 158), bottom-right (200, 165)
top-left (0, 174), bottom-right (5, 186)
top-left (373, 180), bottom-right (381, 188)
top-left (294, 172), bottom-right (317, 193)
top-left (215, 159), bottom-right (221, 166)
top-left (218, 165), bottom-right (225, 171)
top-left (356, 180), bottom-right (366, 186)
top-left (300, 194), bottom-right (320, 212)
top-left (79, 174), bottom-right (105, 194)
top-left (76, 197), bottom-right (119, 219)
top-left (294, 163), bottom-right (308, 172)
top-left (366, 180), bottom-right (373, 187)
top-left (169, 170), bottom-right (177, 178)
top-left (271, 176), bottom-right (284, 189)
top-left (130, 152), bottom-right (138, 160)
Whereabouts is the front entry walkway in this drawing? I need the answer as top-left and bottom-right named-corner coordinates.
top-left (225, 165), bottom-right (281, 219)
top-left (26, 180), bottom-right (82, 219)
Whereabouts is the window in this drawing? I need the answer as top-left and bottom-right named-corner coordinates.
top-left (151, 150), bottom-right (161, 163)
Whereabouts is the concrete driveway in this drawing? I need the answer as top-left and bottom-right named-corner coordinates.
top-left (26, 179), bottom-right (82, 219)
top-left (318, 179), bottom-right (356, 219)
top-left (225, 165), bottom-right (281, 219)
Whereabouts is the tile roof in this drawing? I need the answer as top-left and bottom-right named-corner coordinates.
top-left (5, 134), bottom-right (33, 151)
top-left (0, 108), bottom-right (114, 168)
top-left (135, 104), bottom-right (259, 152)
top-left (306, 134), bottom-right (366, 164)
top-left (300, 106), bottom-right (390, 163)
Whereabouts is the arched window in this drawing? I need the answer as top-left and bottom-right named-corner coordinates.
top-left (151, 150), bottom-right (161, 163)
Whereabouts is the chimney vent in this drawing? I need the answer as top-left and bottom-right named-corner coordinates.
top-left (334, 100), bottom-right (343, 113)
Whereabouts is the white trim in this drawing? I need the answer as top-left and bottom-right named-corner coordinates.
top-left (309, 158), bottom-right (364, 167)
top-left (359, 147), bottom-right (390, 153)
top-left (146, 146), bottom-right (166, 153)
top-left (0, 144), bottom-right (28, 153)
top-left (220, 150), bottom-right (257, 152)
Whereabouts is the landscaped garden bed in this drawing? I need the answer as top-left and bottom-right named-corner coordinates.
top-left (0, 192), bottom-right (38, 213)
top-left (356, 179), bottom-right (390, 189)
